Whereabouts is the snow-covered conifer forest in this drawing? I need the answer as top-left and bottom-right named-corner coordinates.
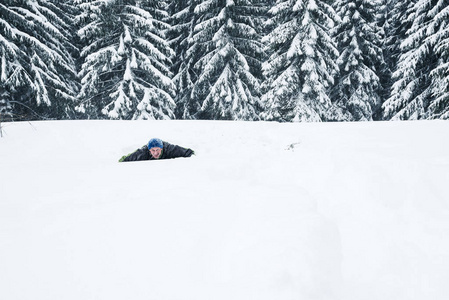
top-left (1, 0), bottom-right (449, 122)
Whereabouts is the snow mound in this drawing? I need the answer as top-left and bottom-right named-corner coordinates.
top-left (1, 120), bottom-right (449, 300)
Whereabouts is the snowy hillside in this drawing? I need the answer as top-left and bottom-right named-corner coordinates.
top-left (1, 120), bottom-right (449, 300)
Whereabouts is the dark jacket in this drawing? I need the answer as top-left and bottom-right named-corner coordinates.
top-left (120, 141), bottom-right (194, 162)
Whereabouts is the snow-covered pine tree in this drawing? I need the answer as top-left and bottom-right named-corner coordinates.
top-left (383, 0), bottom-right (448, 120)
top-left (262, 0), bottom-right (340, 122)
top-left (167, 0), bottom-right (199, 119)
top-left (0, 2), bottom-right (21, 121)
top-left (76, 0), bottom-right (176, 120)
top-left (380, 0), bottom-right (416, 113)
top-left (331, 0), bottom-right (384, 121)
top-left (426, 0), bottom-right (449, 119)
top-left (0, 89), bottom-right (13, 121)
top-left (186, 0), bottom-right (265, 120)
top-left (0, 0), bottom-right (78, 120)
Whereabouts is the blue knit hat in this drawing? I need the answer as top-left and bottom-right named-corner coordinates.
top-left (148, 138), bottom-right (163, 149)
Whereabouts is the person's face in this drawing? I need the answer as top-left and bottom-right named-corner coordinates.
top-left (149, 147), bottom-right (162, 159)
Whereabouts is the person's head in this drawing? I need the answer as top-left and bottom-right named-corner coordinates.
top-left (148, 138), bottom-right (163, 159)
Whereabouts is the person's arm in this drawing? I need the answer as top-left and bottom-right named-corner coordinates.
top-left (164, 142), bottom-right (194, 158)
top-left (119, 145), bottom-right (149, 162)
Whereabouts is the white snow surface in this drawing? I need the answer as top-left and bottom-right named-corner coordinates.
top-left (1, 120), bottom-right (449, 300)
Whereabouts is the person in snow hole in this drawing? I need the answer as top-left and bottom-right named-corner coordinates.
top-left (119, 138), bottom-right (194, 162)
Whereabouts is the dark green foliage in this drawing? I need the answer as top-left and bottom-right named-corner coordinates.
top-left (1, 0), bottom-right (449, 122)
top-left (332, 0), bottom-right (385, 121)
top-left (76, 0), bottom-right (175, 120)
top-left (0, 0), bottom-right (79, 121)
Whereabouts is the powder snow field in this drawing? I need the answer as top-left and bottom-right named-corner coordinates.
top-left (1, 120), bottom-right (449, 300)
